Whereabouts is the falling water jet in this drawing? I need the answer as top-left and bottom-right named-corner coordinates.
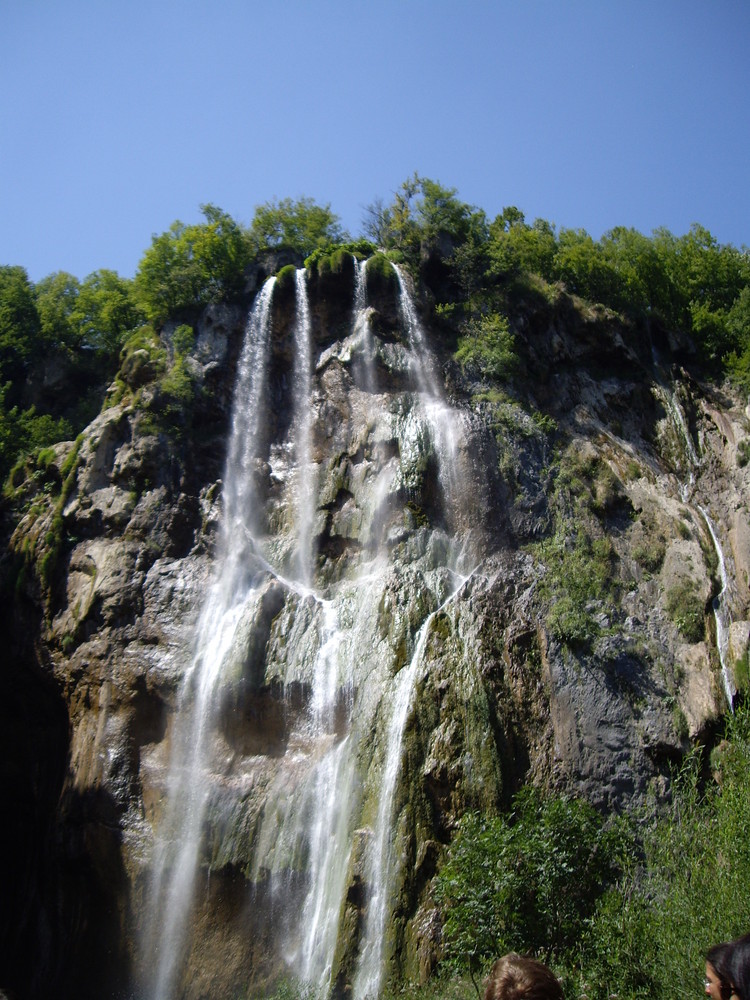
top-left (142, 277), bottom-right (277, 1000)
top-left (353, 569), bottom-right (476, 1000)
top-left (393, 263), bottom-right (479, 547)
top-left (661, 386), bottom-right (737, 709)
top-left (699, 507), bottom-right (736, 708)
top-left (292, 268), bottom-right (316, 587)
top-left (352, 257), bottom-right (377, 393)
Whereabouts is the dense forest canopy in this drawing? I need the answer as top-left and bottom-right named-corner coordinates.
top-left (1, 177), bottom-right (748, 487)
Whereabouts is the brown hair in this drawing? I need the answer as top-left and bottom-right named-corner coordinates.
top-left (484, 953), bottom-right (563, 1000)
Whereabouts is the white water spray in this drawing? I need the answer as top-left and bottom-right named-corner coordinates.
top-left (143, 277), bottom-right (277, 1000)
top-left (661, 385), bottom-right (736, 708)
top-left (699, 507), bottom-right (736, 708)
top-left (353, 570), bottom-right (473, 1000)
top-left (292, 268), bottom-right (317, 585)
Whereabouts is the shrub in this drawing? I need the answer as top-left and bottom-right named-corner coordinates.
top-left (665, 580), bottom-right (705, 642)
top-left (535, 531), bottom-right (615, 649)
top-left (633, 538), bottom-right (666, 572)
top-left (454, 313), bottom-right (517, 381)
top-left (435, 788), bottom-right (629, 974)
top-left (580, 712), bottom-right (750, 1000)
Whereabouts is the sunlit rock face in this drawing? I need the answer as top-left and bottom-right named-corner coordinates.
top-left (4, 254), bottom-right (749, 1000)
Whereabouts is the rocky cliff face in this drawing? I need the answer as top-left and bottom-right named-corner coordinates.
top-left (2, 254), bottom-right (749, 999)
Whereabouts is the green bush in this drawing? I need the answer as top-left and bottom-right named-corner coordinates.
top-left (435, 788), bottom-right (629, 974)
top-left (454, 313), bottom-right (517, 381)
top-left (579, 711), bottom-right (750, 1000)
top-left (135, 204), bottom-right (251, 323)
top-left (535, 531), bottom-right (615, 649)
top-left (633, 538), bottom-right (666, 572)
top-left (665, 580), bottom-right (705, 642)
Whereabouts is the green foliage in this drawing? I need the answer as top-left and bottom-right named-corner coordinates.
top-left (553, 228), bottom-right (623, 306)
top-left (255, 977), bottom-right (325, 1000)
top-left (0, 266), bottom-right (42, 387)
top-left (488, 210), bottom-right (557, 281)
top-left (248, 196), bottom-right (346, 258)
top-left (633, 538), bottom-right (666, 572)
top-left (579, 712), bottom-right (750, 1000)
top-left (529, 446), bottom-right (621, 647)
top-left (436, 710), bottom-right (750, 1000)
top-left (435, 788), bottom-right (628, 973)
top-left (34, 271), bottom-right (81, 350)
top-left (305, 238), bottom-right (376, 269)
top-left (172, 323), bottom-right (195, 357)
top-left (363, 175), bottom-right (487, 263)
top-left (665, 579), bottom-right (705, 642)
top-left (73, 269), bottom-right (142, 360)
top-left (135, 204), bottom-right (251, 323)
top-left (275, 263), bottom-right (299, 294)
top-left (454, 313), bottom-right (517, 381)
top-left (37, 434), bottom-right (83, 592)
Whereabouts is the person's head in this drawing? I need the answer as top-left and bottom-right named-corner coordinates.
top-left (706, 942), bottom-right (734, 1000)
top-left (484, 953), bottom-right (563, 1000)
top-left (726, 934), bottom-right (750, 1000)
top-left (707, 935), bottom-right (750, 1000)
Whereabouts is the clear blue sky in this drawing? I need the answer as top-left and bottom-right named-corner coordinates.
top-left (2, 0), bottom-right (748, 283)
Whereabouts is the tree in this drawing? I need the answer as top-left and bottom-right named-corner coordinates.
top-left (34, 271), bottom-right (81, 350)
top-left (72, 270), bottom-right (142, 362)
top-left (364, 175), bottom-right (486, 261)
top-left (0, 266), bottom-right (42, 389)
top-left (580, 711), bottom-right (750, 1000)
top-left (599, 226), bottom-right (671, 317)
top-left (247, 196), bottom-right (346, 258)
top-left (553, 228), bottom-right (623, 305)
top-left (136, 204), bottom-right (251, 323)
top-left (454, 312), bottom-right (516, 380)
top-left (488, 212), bottom-right (557, 280)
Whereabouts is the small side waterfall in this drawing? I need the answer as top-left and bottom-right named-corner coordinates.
top-left (660, 384), bottom-right (736, 708)
top-left (353, 257), bottom-right (377, 392)
top-left (292, 268), bottom-right (316, 585)
top-left (393, 264), bottom-right (478, 544)
top-left (699, 506), bottom-right (736, 708)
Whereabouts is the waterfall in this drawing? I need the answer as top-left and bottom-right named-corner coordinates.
top-left (353, 257), bottom-right (377, 392)
top-left (661, 385), bottom-right (736, 709)
top-left (353, 571), bottom-right (473, 1000)
top-left (393, 263), bottom-right (475, 545)
top-left (698, 507), bottom-right (736, 708)
top-left (292, 268), bottom-right (316, 586)
top-left (658, 384), bottom-right (700, 496)
top-left (141, 257), bottom-right (484, 998)
top-left (142, 277), bottom-right (277, 1000)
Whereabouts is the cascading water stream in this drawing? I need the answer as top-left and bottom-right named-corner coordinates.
top-left (142, 257), bottom-right (483, 999)
top-left (292, 268), bottom-right (316, 585)
top-left (353, 258), bottom-right (377, 393)
top-left (352, 570), bottom-right (473, 1000)
top-left (661, 385), bottom-right (736, 707)
top-left (393, 264), bottom-right (474, 543)
top-left (143, 277), bottom-right (277, 1000)
top-left (698, 507), bottom-right (736, 708)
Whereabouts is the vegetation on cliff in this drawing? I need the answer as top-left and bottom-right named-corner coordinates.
top-left (1, 178), bottom-right (747, 493)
